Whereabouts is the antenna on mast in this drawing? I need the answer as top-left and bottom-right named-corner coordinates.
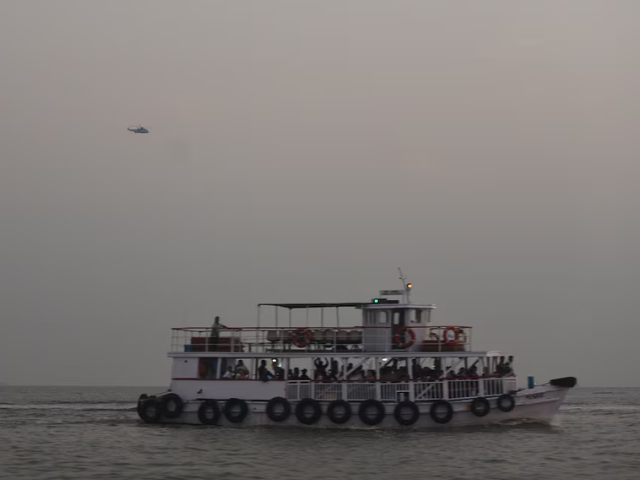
top-left (398, 267), bottom-right (412, 303)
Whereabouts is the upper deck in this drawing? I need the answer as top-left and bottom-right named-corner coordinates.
top-left (170, 324), bottom-right (476, 357)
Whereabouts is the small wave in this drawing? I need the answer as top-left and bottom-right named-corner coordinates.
top-left (27, 399), bottom-right (136, 405)
top-left (0, 403), bottom-right (136, 411)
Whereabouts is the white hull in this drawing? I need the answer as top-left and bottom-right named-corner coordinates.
top-left (150, 384), bottom-right (569, 429)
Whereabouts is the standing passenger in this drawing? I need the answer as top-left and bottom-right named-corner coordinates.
top-left (209, 316), bottom-right (227, 352)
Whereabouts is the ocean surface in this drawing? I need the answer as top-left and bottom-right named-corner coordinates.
top-left (0, 386), bottom-right (638, 480)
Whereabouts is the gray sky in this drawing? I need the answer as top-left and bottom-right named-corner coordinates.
top-left (1, 1), bottom-right (638, 387)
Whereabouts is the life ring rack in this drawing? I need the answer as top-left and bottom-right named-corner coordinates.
top-left (442, 326), bottom-right (459, 345)
top-left (393, 326), bottom-right (416, 349)
top-left (291, 327), bottom-right (312, 348)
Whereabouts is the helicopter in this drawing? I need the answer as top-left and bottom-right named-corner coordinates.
top-left (127, 125), bottom-right (149, 134)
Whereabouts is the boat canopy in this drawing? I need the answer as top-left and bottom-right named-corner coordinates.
top-left (258, 303), bottom-right (368, 309)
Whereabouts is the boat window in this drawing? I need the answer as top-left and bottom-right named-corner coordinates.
top-left (377, 311), bottom-right (388, 324)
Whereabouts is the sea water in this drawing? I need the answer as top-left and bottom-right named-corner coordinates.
top-left (1, 386), bottom-right (638, 479)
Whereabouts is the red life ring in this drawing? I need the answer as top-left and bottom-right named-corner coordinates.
top-left (291, 327), bottom-right (312, 348)
top-left (393, 327), bottom-right (416, 349)
top-left (442, 326), bottom-right (459, 345)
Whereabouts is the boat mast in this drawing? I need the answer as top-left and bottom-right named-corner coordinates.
top-left (398, 267), bottom-right (412, 304)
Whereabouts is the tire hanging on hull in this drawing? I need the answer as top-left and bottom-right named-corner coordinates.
top-left (198, 400), bottom-right (221, 425)
top-left (224, 398), bottom-right (249, 423)
top-left (159, 393), bottom-right (184, 419)
top-left (138, 396), bottom-right (162, 423)
top-left (266, 397), bottom-right (291, 422)
top-left (497, 394), bottom-right (515, 412)
top-left (358, 399), bottom-right (385, 426)
top-left (429, 400), bottom-right (453, 424)
top-left (394, 400), bottom-right (420, 426)
top-left (326, 400), bottom-right (352, 424)
top-left (470, 397), bottom-right (491, 417)
top-left (295, 398), bottom-right (323, 425)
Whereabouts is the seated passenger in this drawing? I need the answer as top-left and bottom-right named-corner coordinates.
top-left (397, 366), bottom-right (409, 381)
top-left (422, 366), bottom-right (434, 379)
top-left (290, 367), bottom-right (300, 380)
top-left (222, 366), bottom-right (235, 379)
top-left (299, 369), bottom-right (311, 381)
top-left (235, 360), bottom-right (249, 379)
top-left (365, 370), bottom-right (377, 382)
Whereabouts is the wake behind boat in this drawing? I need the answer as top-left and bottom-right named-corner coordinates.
top-left (137, 277), bottom-right (576, 429)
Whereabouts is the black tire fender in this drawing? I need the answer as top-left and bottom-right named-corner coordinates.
top-left (136, 394), bottom-right (148, 419)
top-left (224, 398), bottom-right (249, 423)
top-left (394, 400), bottom-right (420, 426)
top-left (266, 397), bottom-right (291, 422)
top-left (470, 397), bottom-right (491, 417)
top-left (430, 399), bottom-right (453, 424)
top-left (138, 396), bottom-right (161, 423)
top-left (295, 398), bottom-right (323, 425)
top-left (197, 399), bottom-right (221, 425)
top-left (358, 399), bottom-right (386, 426)
top-left (159, 393), bottom-right (184, 419)
top-left (326, 400), bottom-right (352, 425)
top-left (497, 394), bottom-right (515, 413)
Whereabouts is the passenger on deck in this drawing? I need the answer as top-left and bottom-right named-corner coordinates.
top-left (290, 367), bottom-right (300, 380)
top-left (505, 356), bottom-right (515, 375)
top-left (345, 363), bottom-right (355, 379)
top-left (235, 360), bottom-right (249, 379)
top-left (496, 356), bottom-right (507, 375)
top-left (411, 359), bottom-right (422, 379)
top-left (272, 360), bottom-right (285, 380)
top-left (331, 358), bottom-right (338, 373)
top-left (365, 370), bottom-right (377, 382)
top-left (258, 360), bottom-right (273, 381)
top-left (223, 366), bottom-right (235, 379)
top-left (299, 369), bottom-right (311, 381)
top-left (314, 358), bottom-right (328, 379)
top-left (209, 316), bottom-right (227, 352)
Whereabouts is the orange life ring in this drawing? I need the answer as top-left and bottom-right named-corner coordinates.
top-left (442, 326), bottom-right (459, 345)
top-left (393, 327), bottom-right (416, 349)
top-left (291, 327), bottom-right (312, 348)
top-left (198, 360), bottom-right (208, 378)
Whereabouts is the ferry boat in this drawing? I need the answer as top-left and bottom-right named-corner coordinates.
top-left (137, 278), bottom-right (576, 429)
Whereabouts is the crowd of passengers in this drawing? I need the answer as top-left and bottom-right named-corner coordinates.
top-left (219, 356), bottom-right (514, 381)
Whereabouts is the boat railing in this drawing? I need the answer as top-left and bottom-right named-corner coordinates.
top-left (284, 377), bottom-right (514, 402)
top-left (170, 325), bottom-right (472, 354)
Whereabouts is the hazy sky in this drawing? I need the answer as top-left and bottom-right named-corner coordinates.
top-left (1, 1), bottom-right (638, 387)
